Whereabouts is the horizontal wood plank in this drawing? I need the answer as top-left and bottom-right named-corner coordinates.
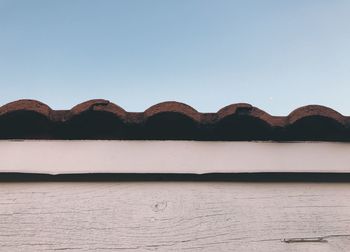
top-left (0, 182), bottom-right (350, 251)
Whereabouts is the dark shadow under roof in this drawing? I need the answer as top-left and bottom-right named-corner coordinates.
top-left (0, 99), bottom-right (349, 141)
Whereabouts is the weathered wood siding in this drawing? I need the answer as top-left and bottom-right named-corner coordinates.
top-left (0, 182), bottom-right (350, 251)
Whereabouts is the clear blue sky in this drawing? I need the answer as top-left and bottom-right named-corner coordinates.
top-left (0, 0), bottom-right (349, 115)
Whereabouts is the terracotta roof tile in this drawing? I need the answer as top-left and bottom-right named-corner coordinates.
top-left (0, 99), bottom-right (349, 141)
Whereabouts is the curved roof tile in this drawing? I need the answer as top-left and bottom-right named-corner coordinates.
top-left (0, 99), bottom-right (52, 118)
top-left (144, 101), bottom-right (201, 122)
top-left (287, 105), bottom-right (347, 126)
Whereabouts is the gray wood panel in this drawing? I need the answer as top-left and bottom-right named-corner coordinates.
top-left (0, 182), bottom-right (350, 251)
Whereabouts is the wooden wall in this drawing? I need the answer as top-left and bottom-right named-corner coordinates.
top-left (0, 182), bottom-right (349, 251)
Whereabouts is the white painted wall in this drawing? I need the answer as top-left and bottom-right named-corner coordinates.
top-left (0, 140), bottom-right (350, 174)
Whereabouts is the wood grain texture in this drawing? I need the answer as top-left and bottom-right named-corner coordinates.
top-left (0, 182), bottom-right (350, 251)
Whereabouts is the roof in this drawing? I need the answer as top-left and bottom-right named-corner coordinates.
top-left (0, 99), bottom-right (349, 141)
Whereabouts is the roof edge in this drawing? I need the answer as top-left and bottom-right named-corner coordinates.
top-left (0, 100), bottom-right (349, 141)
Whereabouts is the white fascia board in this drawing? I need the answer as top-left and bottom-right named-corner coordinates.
top-left (0, 140), bottom-right (349, 174)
